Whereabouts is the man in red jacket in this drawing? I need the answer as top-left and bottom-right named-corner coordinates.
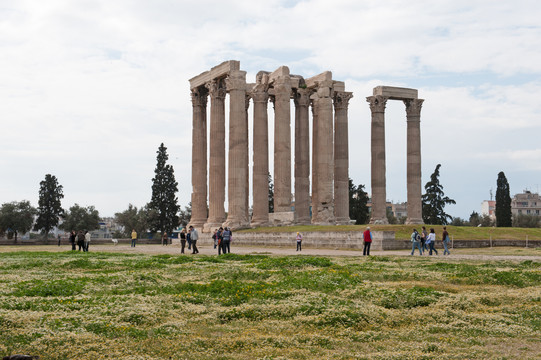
top-left (363, 227), bottom-right (372, 256)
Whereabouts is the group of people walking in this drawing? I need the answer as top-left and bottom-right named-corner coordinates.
top-left (411, 226), bottom-right (451, 256)
top-left (211, 227), bottom-right (233, 255)
top-left (68, 230), bottom-right (91, 252)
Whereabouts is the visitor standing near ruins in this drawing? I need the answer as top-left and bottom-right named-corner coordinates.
top-left (421, 226), bottom-right (428, 252)
top-left (212, 229), bottom-right (218, 249)
top-left (162, 232), bottom-right (168, 246)
top-left (296, 232), bottom-right (303, 251)
top-left (186, 229), bottom-right (192, 250)
top-left (189, 226), bottom-right (199, 254)
top-left (69, 230), bottom-right (76, 250)
top-left (84, 231), bottom-right (91, 252)
top-left (363, 227), bottom-right (372, 256)
top-left (410, 229), bottom-right (423, 255)
top-left (442, 226), bottom-right (451, 255)
top-left (217, 227), bottom-right (224, 255)
top-left (131, 229), bottom-right (137, 247)
top-left (427, 228), bottom-right (438, 255)
top-left (180, 228), bottom-right (186, 254)
top-left (222, 227), bottom-right (232, 254)
top-left (77, 230), bottom-right (85, 251)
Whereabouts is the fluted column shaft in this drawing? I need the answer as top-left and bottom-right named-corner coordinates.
top-left (367, 95), bottom-right (389, 224)
top-left (273, 77), bottom-right (292, 213)
top-left (405, 99), bottom-right (424, 224)
top-left (311, 100), bottom-right (319, 223)
top-left (204, 79), bottom-right (227, 231)
top-left (251, 88), bottom-right (270, 226)
top-left (294, 89), bottom-right (311, 224)
top-left (189, 87), bottom-right (208, 228)
top-left (334, 91), bottom-right (353, 224)
top-left (312, 83), bottom-right (335, 224)
top-left (224, 70), bottom-right (249, 229)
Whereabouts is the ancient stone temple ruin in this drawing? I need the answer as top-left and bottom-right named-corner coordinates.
top-left (188, 60), bottom-right (353, 231)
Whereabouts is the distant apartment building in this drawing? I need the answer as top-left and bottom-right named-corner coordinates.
top-left (511, 190), bottom-right (541, 216)
top-left (481, 200), bottom-right (496, 220)
top-left (367, 200), bottom-right (407, 219)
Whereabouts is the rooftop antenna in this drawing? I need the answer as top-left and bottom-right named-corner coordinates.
top-left (489, 188), bottom-right (493, 201)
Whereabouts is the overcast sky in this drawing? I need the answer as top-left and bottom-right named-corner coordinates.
top-left (1, 0), bottom-right (540, 220)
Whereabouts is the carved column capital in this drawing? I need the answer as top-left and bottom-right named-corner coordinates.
top-left (251, 90), bottom-right (269, 104)
top-left (191, 87), bottom-right (208, 108)
top-left (294, 88), bottom-right (311, 108)
top-left (404, 99), bottom-right (424, 117)
top-left (206, 79), bottom-right (226, 100)
top-left (366, 95), bottom-right (388, 113)
top-left (333, 91), bottom-right (353, 110)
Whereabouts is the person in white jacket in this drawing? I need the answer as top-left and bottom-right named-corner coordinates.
top-left (84, 231), bottom-right (91, 252)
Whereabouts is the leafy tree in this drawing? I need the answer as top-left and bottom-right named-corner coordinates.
top-left (451, 217), bottom-right (467, 226)
top-left (469, 211), bottom-right (480, 227)
top-left (34, 174), bottom-right (64, 239)
top-left (513, 213), bottom-right (541, 228)
top-left (422, 164), bottom-right (456, 225)
top-left (495, 171), bottom-right (512, 227)
top-left (386, 207), bottom-right (397, 224)
top-left (268, 173), bottom-right (274, 213)
top-left (149, 143), bottom-right (179, 235)
top-left (178, 203), bottom-right (192, 228)
top-left (480, 214), bottom-right (494, 227)
top-left (59, 204), bottom-right (100, 232)
top-left (349, 179), bottom-right (370, 224)
top-left (0, 201), bottom-right (36, 241)
top-left (115, 204), bottom-right (151, 237)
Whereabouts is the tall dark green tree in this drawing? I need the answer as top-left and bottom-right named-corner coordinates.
top-left (349, 179), bottom-right (370, 224)
top-left (34, 174), bottom-right (64, 239)
top-left (149, 143), bottom-right (179, 235)
top-left (59, 204), bottom-right (100, 231)
top-left (0, 201), bottom-right (37, 241)
top-left (422, 164), bottom-right (456, 225)
top-left (495, 171), bottom-right (512, 227)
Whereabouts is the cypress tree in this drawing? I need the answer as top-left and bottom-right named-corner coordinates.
top-left (495, 171), bottom-right (512, 227)
top-left (34, 174), bottom-right (64, 239)
top-left (421, 164), bottom-right (456, 225)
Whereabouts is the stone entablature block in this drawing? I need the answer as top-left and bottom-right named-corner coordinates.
top-left (373, 86), bottom-right (418, 100)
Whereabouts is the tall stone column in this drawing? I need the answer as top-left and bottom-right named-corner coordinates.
top-left (333, 91), bottom-right (353, 224)
top-left (404, 99), bottom-right (424, 224)
top-left (204, 79), bottom-right (227, 232)
top-left (367, 95), bottom-right (389, 224)
top-left (294, 88), bottom-right (311, 224)
top-left (273, 75), bottom-right (292, 213)
top-left (251, 74), bottom-right (270, 227)
top-left (224, 70), bottom-right (249, 229)
top-left (311, 99), bottom-right (319, 223)
top-left (189, 86), bottom-right (208, 228)
top-left (312, 82), bottom-right (335, 224)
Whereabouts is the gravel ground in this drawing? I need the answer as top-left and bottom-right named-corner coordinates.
top-left (1, 243), bottom-right (540, 262)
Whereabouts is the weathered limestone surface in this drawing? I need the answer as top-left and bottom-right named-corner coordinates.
top-left (189, 60), bottom-right (240, 89)
top-left (188, 87), bottom-right (208, 229)
top-left (405, 99), bottom-right (424, 224)
top-left (334, 91), bottom-right (353, 224)
top-left (373, 86), bottom-right (418, 100)
top-left (204, 79), bottom-right (227, 232)
top-left (294, 88), bottom-right (311, 224)
top-left (367, 95), bottom-right (389, 224)
top-left (224, 70), bottom-right (249, 229)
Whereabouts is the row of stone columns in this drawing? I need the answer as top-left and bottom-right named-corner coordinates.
top-left (189, 61), bottom-right (353, 231)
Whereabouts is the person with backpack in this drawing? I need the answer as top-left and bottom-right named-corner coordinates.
top-left (442, 226), bottom-right (451, 255)
top-left (426, 228), bottom-right (438, 255)
top-left (221, 227), bottom-right (232, 254)
top-left (410, 228), bottom-right (423, 255)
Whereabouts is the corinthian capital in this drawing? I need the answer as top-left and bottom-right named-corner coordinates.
top-left (333, 91), bottom-right (353, 110)
top-left (366, 95), bottom-right (388, 113)
top-left (206, 79), bottom-right (226, 100)
top-left (294, 88), bottom-right (311, 108)
top-left (191, 87), bottom-right (208, 108)
top-left (251, 89), bottom-right (269, 104)
top-left (404, 99), bottom-right (424, 117)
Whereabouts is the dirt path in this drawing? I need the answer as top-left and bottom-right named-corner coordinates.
top-left (1, 244), bottom-right (540, 262)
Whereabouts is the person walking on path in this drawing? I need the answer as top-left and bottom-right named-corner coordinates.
top-left (426, 228), bottom-right (438, 255)
top-left (221, 227), bottom-right (232, 254)
top-left (442, 226), bottom-right (451, 255)
top-left (296, 232), bottom-right (303, 251)
top-left (84, 231), bottom-right (91, 252)
top-left (180, 228), bottom-right (186, 254)
top-left (131, 229), bottom-right (137, 248)
top-left (410, 228), bottom-right (423, 255)
top-left (69, 230), bottom-right (76, 251)
top-left (189, 226), bottom-right (199, 254)
top-left (421, 226), bottom-right (428, 252)
top-left (363, 227), bottom-right (372, 256)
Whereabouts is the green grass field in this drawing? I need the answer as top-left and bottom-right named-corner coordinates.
top-left (0, 251), bottom-right (540, 359)
top-left (240, 224), bottom-right (541, 241)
